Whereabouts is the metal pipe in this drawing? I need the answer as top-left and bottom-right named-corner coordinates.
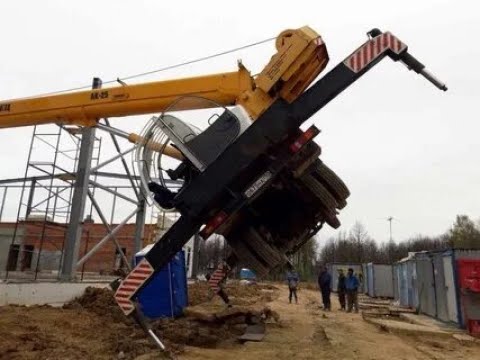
top-left (95, 123), bottom-right (130, 139)
top-left (89, 146), bottom-right (135, 172)
top-left (419, 68), bottom-right (448, 91)
top-left (110, 188), bottom-right (117, 224)
top-left (0, 187), bottom-right (7, 221)
top-left (133, 199), bottom-right (146, 255)
top-left (88, 180), bottom-right (138, 204)
top-left (96, 123), bottom-right (184, 161)
top-left (87, 190), bottom-right (132, 271)
top-left (147, 329), bottom-right (166, 351)
top-left (76, 207), bottom-right (139, 267)
top-left (25, 180), bottom-right (36, 217)
top-left (60, 78), bottom-right (100, 280)
top-left (103, 119), bottom-right (140, 200)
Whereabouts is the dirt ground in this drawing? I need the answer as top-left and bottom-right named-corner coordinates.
top-left (181, 287), bottom-right (480, 360)
top-left (1, 284), bottom-right (479, 360)
top-left (0, 282), bottom-right (278, 360)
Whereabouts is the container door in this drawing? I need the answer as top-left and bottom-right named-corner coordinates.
top-left (373, 265), bottom-right (393, 298)
top-left (406, 261), bottom-right (415, 308)
top-left (330, 264), bottom-right (339, 292)
top-left (400, 264), bottom-right (408, 306)
top-left (443, 256), bottom-right (458, 323)
top-left (416, 257), bottom-right (436, 317)
top-left (368, 264), bottom-right (374, 297)
top-left (362, 264), bottom-right (368, 294)
top-left (411, 261), bottom-right (419, 309)
top-left (393, 265), bottom-right (399, 301)
top-left (433, 254), bottom-right (448, 321)
top-left (457, 259), bottom-right (480, 333)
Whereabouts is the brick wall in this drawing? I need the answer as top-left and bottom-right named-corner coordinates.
top-left (0, 221), bottom-right (156, 273)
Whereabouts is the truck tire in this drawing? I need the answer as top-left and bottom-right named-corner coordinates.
top-left (311, 160), bottom-right (350, 208)
top-left (325, 213), bottom-right (341, 229)
top-left (336, 198), bottom-right (347, 210)
top-left (300, 173), bottom-right (338, 211)
top-left (230, 239), bottom-right (270, 277)
top-left (243, 226), bottom-right (285, 266)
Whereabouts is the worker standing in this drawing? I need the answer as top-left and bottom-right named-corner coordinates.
top-left (337, 269), bottom-right (346, 311)
top-left (286, 268), bottom-right (300, 304)
top-left (345, 268), bottom-right (360, 313)
top-left (317, 266), bottom-right (331, 311)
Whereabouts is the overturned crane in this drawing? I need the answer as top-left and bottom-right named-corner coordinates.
top-left (0, 26), bottom-right (447, 350)
top-left (115, 27), bottom-right (447, 318)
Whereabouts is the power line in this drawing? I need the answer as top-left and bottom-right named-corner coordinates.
top-left (23, 36), bottom-right (276, 99)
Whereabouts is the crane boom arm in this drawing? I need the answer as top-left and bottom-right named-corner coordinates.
top-left (0, 26), bottom-right (328, 130)
top-left (0, 68), bottom-right (254, 128)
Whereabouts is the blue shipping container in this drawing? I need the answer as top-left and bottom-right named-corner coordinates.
top-left (135, 246), bottom-right (188, 319)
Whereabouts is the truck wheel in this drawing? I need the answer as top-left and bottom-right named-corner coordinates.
top-left (311, 160), bottom-right (350, 208)
top-left (300, 173), bottom-right (338, 211)
top-left (337, 198), bottom-right (347, 210)
top-left (244, 226), bottom-right (285, 266)
top-left (325, 213), bottom-right (341, 229)
top-left (230, 239), bottom-right (270, 277)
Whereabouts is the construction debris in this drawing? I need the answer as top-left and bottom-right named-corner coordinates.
top-left (361, 299), bottom-right (469, 341)
top-left (238, 323), bottom-right (266, 342)
top-left (399, 313), bottom-right (464, 333)
top-left (0, 283), bottom-right (280, 359)
top-left (453, 333), bottom-right (479, 344)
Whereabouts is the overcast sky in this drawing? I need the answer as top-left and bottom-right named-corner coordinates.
top-left (0, 0), bottom-right (478, 244)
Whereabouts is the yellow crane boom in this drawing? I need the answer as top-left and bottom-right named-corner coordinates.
top-left (0, 26), bottom-right (327, 129)
top-left (0, 69), bottom-right (254, 128)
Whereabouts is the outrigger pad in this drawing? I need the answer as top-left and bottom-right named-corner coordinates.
top-left (238, 323), bottom-right (266, 342)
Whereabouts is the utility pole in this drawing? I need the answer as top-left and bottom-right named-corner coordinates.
top-left (387, 216), bottom-right (394, 242)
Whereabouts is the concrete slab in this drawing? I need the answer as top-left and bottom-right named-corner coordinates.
top-left (399, 313), bottom-right (463, 333)
top-left (0, 281), bottom-right (109, 306)
top-left (238, 324), bottom-right (266, 342)
top-left (364, 317), bottom-right (452, 338)
top-left (361, 309), bottom-right (392, 318)
top-left (453, 333), bottom-right (479, 343)
top-left (238, 332), bottom-right (265, 342)
top-left (388, 306), bottom-right (417, 314)
top-left (360, 299), bottom-right (391, 306)
top-left (359, 303), bottom-right (388, 310)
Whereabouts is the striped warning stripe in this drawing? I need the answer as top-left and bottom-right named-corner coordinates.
top-left (344, 32), bottom-right (407, 73)
top-left (114, 258), bottom-right (154, 315)
top-left (208, 264), bottom-right (228, 294)
top-left (314, 37), bottom-right (324, 46)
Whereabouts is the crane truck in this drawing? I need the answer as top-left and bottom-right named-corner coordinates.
top-left (0, 26), bottom-right (447, 350)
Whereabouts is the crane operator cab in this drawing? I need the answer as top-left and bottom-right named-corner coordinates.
top-left (136, 97), bottom-right (253, 209)
top-left (159, 105), bottom-right (251, 172)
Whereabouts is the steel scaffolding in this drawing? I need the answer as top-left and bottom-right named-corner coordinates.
top-left (1, 79), bottom-right (182, 281)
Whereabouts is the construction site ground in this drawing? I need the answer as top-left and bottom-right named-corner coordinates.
top-left (0, 283), bottom-right (479, 360)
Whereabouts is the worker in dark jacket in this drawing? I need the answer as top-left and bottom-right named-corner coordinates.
top-left (337, 269), bottom-right (346, 311)
top-left (286, 269), bottom-right (300, 304)
top-left (317, 266), bottom-right (331, 311)
top-left (345, 268), bottom-right (360, 313)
